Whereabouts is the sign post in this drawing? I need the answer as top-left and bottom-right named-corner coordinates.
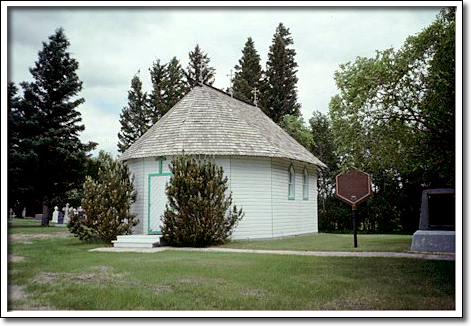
top-left (334, 167), bottom-right (373, 248)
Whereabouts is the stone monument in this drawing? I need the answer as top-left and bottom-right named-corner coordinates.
top-left (63, 203), bottom-right (70, 224)
top-left (52, 206), bottom-right (59, 223)
top-left (411, 188), bottom-right (455, 253)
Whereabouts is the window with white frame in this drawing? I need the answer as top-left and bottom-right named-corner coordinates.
top-left (288, 164), bottom-right (295, 200)
top-left (303, 167), bottom-right (309, 200)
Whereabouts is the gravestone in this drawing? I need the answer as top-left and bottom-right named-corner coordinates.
top-left (411, 188), bottom-right (455, 253)
top-left (58, 212), bottom-right (64, 225)
top-left (52, 206), bottom-right (59, 223)
top-left (22, 208), bottom-right (26, 219)
top-left (9, 208), bottom-right (16, 220)
top-left (34, 214), bottom-right (43, 221)
top-left (63, 203), bottom-right (70, 224)
top-left (41, 199), bottom-right (49, 226)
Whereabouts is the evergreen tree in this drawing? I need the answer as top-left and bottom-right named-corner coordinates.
top-left (261, 23), bottom-right (301, 123)
top-left (8, 27), bottom-right (96, 219)
top-left (184, 44), bottom-right (216, 88)
top-left (148, 59), bottom-right (167, 124)
top-left (163, 56), bottom-right (187, 112)
top-left (68, 151), bottom-right (137, 243)
top-left (161, 154), bottom-right (244, 247)
top-left (117, 72), bottom-right (150, 154)
top-left (232, 37), bottom-right (263, 104)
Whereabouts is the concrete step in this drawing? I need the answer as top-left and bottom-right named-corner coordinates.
top-left (112, 242), bottom-right (159, 248)
top-left (112, 235), bottom-right (161, 248)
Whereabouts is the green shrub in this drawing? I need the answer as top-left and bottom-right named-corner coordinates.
top-left (68, 151), bottom-right (138, 243)
top-left (161, 154), bottom-right (244, 247)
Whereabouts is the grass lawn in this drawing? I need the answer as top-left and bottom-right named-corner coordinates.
top-left (218, 233), bottom-right (414, 252)
top-left (7, 219), bottom-right (455, 312)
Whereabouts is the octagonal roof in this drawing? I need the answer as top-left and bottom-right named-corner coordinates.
top-left (120, 83), bottom-right (327, 168)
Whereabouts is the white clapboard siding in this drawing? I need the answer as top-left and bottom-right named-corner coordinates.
top-left (271, 158), bottom-right (318, 238)
top-left (127, 159), bottom-right (144, 235)
top-left (228, 156), bottom-right (273, 240)
top-left (126, 155), bottom-right (318, 239)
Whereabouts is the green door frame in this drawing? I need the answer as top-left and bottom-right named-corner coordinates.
top-left (147, 156), bottom-right (172, 235)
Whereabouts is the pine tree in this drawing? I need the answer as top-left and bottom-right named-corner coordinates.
top-left (8, 27), bottom-right (96, 219)
top-left (161, 154), bottom-right (244, 247)
top-left (117, 72), bottom-right (150, 153)
top-left (232, 37), bottom-right (263, 104)
top-left (184, 44), bottom-right (216, 88)
top-left (163, 56), bottom-right (187, 112)
top-left (148, 59), bottom-right (167, 124)
top-left (68, 151), bottom-right (137, 243)
top-left (261, 23), bottom-right (301, 123)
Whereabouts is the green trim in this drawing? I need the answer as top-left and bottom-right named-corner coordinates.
top-left (288, 163), bottom-right (295, 200)
top-left (147, 157), bottom-right (172, 235)
top-left (155, 156), bottom-right (166, 174)
top-left (303, 166), bottom-right (309, 200)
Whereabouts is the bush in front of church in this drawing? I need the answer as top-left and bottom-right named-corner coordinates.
top-left (161, 153), bottom-right (244, 247)
top-left (68, 151), bottom-right (138, 243)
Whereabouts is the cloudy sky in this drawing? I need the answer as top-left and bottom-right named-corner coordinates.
top-left (5, 3), bottom-right (448, 158)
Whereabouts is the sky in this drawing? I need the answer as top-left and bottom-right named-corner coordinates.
top-left (4, 3), bottom-right (452, 158)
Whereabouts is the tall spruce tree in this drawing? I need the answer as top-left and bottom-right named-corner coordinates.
top-left (184, 44), bottom-right (216, 88)
top-left (148, 57), bottom-right (186, 126)
top-left (232, 37), bottom-right (263, 104)
top-left (148, 59), bottom-right (167, 124)
top-left (163, 56), bottom-right (187, 112)
top-left (8, 27), bottom-right (96, 220)
top-left (261, 23), bottom-right (301, 124)
top-left (117, 72), bottom-right (150, 153)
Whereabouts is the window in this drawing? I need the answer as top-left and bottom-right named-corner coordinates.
top-left (288, 164), bottom-right (295, 200)
top-left (303, 167), bottom-right (309, 200)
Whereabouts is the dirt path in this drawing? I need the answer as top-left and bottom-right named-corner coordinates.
top-left (9, 232), bottom-right (72, 244)
top-left (89, 246), bottom-right (456, 261)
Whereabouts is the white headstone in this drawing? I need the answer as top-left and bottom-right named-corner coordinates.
top-left (22, 208), bottom-right (26, 218)
top-left (52, 206), bottom-right (59, 223)
top-left (63, 203), bottom-right (70, 224)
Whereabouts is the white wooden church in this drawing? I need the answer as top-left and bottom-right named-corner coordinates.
top-left (115, 83), bottom-right (326, 247)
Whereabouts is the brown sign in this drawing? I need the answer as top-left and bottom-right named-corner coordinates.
top-left (335, 167), bottom-right (372, 208)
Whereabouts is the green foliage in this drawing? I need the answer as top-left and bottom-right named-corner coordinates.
top-left (161, 154), bottom-right (244, 247)
top-left (232, 37), bottom-right (263, 103)
top-left (148, 59), bottom-right (167, 124)
top-left (148, 57), bottom-right (188, 122)
top-left (327, 8), bottom-right (455, 233)
top-left (162, 57), bottom-right (188, 111)
top-left (8, 27), bottom-right (97, 216)
top-left (261, 23), bottom-right (301, 123)
top-left (329, 8), bottom-right (455, 188)
top-left (117, 73), bottom-right (151, 153)
top-left (184, 44), bottom-right (216, 88)
top-left (68, 151), bottom-right (138, 243)
top-left (279, 114), bottom-right (313, 150)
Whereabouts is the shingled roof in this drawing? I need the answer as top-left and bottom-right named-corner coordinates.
top-left (120, 84), bottom-right (327, 168)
